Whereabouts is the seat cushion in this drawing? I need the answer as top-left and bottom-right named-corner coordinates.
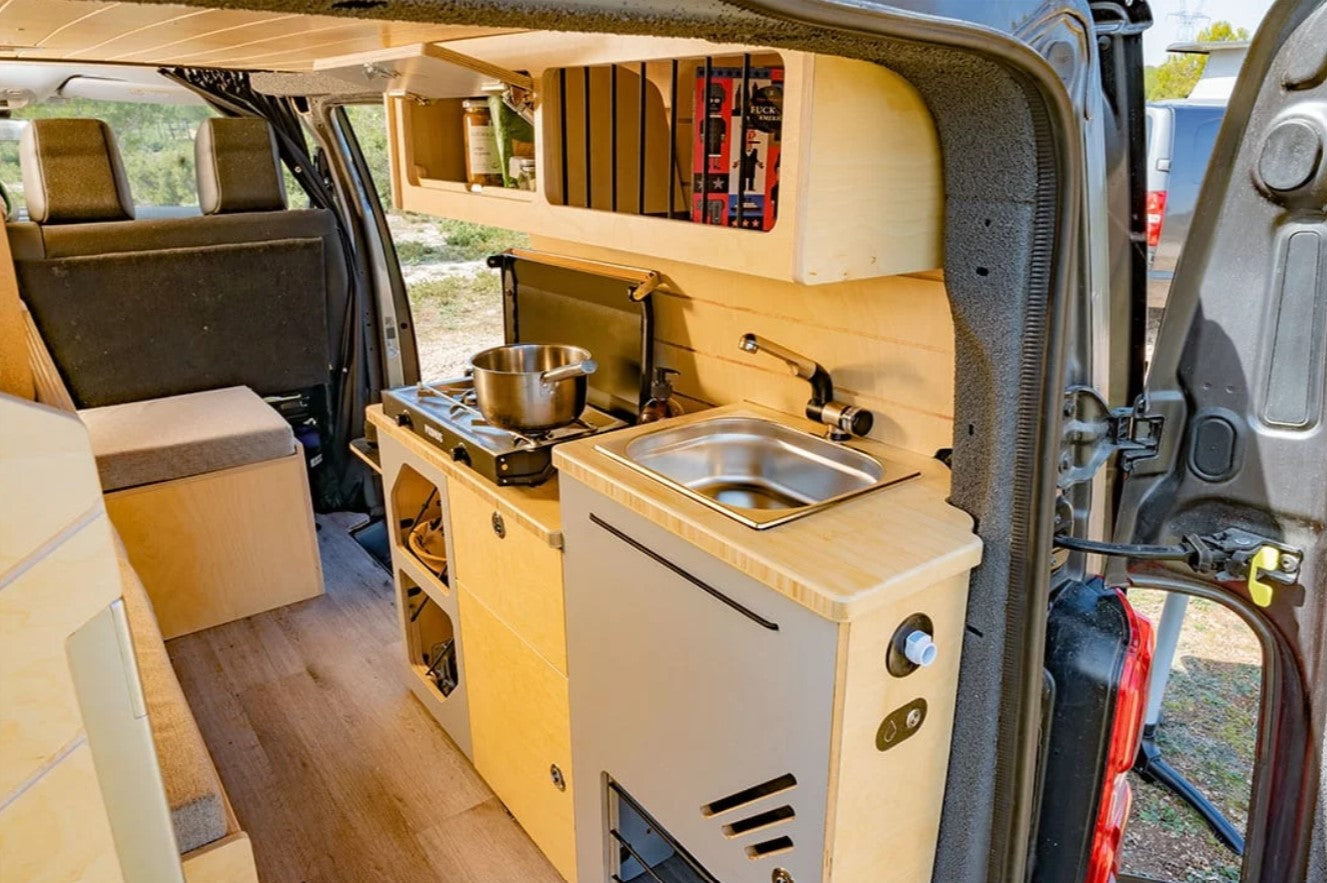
top-left (115, 545), bottom-right (231, 853)
top-left (81, 386), bottom-right (295, 492)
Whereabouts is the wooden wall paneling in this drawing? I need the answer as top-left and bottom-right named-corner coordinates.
top-left (527, 233), bottom-right (957, 455)
top-left (0, 742), bottom-right (124, 882)
top-left (0, 226), bottom-right (34, 402)
top-left (0, 514), bottom-right (119, 802)
top-left (0, 0), bottom-right (506, 70)
top-left (0, 393), bottom-right (103, 572)
top-left (458, 589), bottom-right (576, 882)
top-left (104, 452), bottom-right (324, 639)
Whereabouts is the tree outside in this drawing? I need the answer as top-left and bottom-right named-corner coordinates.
top-left (1145, 20), bottom-right (1250, 101)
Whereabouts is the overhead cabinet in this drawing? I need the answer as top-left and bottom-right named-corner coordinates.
top-left (344, 36), bottom-right (943, 283)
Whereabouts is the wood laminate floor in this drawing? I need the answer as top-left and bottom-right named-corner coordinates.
top-left (167, 513), bottom-right (563, 883)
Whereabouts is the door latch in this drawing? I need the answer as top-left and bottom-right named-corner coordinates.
top-left (1058, 386), bottom-right (1164, 488)
top-left (1185, 528), bottom-right (1302, 607)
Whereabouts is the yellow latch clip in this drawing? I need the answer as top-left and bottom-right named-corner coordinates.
top-left (1247, 545), bottom-right (1282, 608)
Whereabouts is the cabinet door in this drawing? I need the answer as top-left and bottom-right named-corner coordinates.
top-left (449, 479), bottom-right (567, 674)
top-left (459, 588), bottom-right (576, 881)
top-left (561, 478), bottom-right (838, 883)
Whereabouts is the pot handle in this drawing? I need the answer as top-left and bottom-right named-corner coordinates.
top-left (540, 359), bottom-right (597, 385)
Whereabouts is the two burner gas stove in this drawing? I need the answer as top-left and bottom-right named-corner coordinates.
top-left (381, 378), bottom-right (629, 487)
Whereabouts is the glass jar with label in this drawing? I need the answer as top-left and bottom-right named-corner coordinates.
top-left (462, 98), bottom-right (503, 188)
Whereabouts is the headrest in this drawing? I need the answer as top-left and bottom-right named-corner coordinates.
top-left (195, 117), bottom-right (286, 215)
top-left (19, 119), bottom-right (135, 224)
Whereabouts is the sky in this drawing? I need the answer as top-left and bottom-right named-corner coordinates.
top-left (1141, 0), bottom-right (1275, 65)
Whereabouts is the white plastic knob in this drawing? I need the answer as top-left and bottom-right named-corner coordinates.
top-left (904, 630), bottom-right (937, 667)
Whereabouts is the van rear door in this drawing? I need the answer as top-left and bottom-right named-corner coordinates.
top-left (1114, 1), bottom-right (1327, 879)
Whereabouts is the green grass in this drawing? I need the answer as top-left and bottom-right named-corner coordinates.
top-left (1120, 592), bottom-right (1259, 883)
top-left (408, 271), bottom-right (501, 322)
top-left (433, 219), bottom-right (528, 261)
top-left (394, 239), bottom-right (451, 265)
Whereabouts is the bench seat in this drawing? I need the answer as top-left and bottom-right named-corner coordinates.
top-left (115, 546), bottom-right (231, 855)
top-left (80, 386), bottom-right (295, 492)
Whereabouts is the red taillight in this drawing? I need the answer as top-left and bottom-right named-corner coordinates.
top-left (1086, 590), bottom-right (1154, 883)
top-left (1145, 190), bottom-right (1167, 249)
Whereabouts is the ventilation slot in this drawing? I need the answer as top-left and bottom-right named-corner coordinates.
top-left (721, 805), bottom-right (794, 838)
top-left (744, 836), bottom-right (795, 860)
top-left (700, 773), bottom-right (797, 817)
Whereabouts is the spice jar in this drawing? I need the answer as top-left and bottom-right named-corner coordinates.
top-left (514, 157), bottom-right (537, 192)
top-left (462, 98), bottom-right (503, 188)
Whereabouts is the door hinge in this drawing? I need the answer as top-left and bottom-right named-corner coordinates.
top-left (1058, 386), bottom-right (1164, 488)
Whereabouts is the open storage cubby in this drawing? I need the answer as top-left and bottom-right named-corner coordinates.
top-left (370, 34), bottom-right (943, 283)
top-left (542, 52), bottom-right (784, 232)
top-left (390, 462), bottom-right (449, 586)
top-left (400, 570), bottom-right (459, 701)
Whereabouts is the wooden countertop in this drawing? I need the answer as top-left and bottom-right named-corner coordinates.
top-left (553, 403), bottom-right (983, 622)
top-left (366, 405), bottom-right (564, 548)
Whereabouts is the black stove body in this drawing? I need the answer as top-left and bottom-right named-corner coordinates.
top-left (383, 249), bottom-right (656, 487)
top-left (382, 379), bottom-right (626, 487)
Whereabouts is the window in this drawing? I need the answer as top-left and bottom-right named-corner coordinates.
top-left (340, 102), bottom-right (526, 380)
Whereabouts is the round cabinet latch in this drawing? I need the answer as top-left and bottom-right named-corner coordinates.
top-left (887, 613), bottom-right (936, 677)
top-left (771, 869), bottom-right (794, 883)
top-left (549, 763), bottom-right (566, 792)
top-left (491, 511), bottom-right (506, 539)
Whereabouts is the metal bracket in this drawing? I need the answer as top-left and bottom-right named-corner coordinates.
top-left (1185, 528), bottom-right (1303, 606)
top-left (1058, 386), bottom-right (1164, 489)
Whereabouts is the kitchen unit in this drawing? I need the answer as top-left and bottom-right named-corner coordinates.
top-left (369, 403), bottom-right (579, 879)
top-left (555, 404), bottom-right (982, 882)
top-left (369, 398), bottom-right (980, 883)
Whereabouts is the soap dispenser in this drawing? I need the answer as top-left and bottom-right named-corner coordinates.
top-left (640, 367), bottom-right (683, 423)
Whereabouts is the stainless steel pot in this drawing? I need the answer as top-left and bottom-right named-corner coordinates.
top-left (470, 343), bottom-right (598, 432)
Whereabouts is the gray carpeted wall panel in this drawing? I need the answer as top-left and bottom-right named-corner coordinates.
top-left (129, 2), bottom-right (1059, 878)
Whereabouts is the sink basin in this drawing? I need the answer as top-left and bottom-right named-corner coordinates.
top-left (596, 415), bottom-right (919, 529)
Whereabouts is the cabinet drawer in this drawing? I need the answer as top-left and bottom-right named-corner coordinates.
top-left (448, 479), bottom-right (567, 673)
top-left (460, 589), bottom-right (576, 881)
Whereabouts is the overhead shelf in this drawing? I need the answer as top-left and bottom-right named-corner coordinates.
top-left (340, 35), bottom-right (943, 284)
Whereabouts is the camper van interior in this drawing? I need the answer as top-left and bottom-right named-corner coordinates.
top-left (0, 2), bottom-right (1165, 882)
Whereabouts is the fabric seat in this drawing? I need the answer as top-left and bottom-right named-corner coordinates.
top-left (115, 539), bottom-right (232, 854)
top-left (7, 116), bottom-right (337, 409)
top-left (81, 386), bottom-right (295, 492)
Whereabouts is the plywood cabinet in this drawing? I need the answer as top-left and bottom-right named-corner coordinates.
top-left (368, 407), bottom-right (575, 880)
top-left (448, 477), bottom-right (568, 674)
top-left (557, 446), bottom-right (977, 882)
top-left (459, 590), bottom-right (576, 881)
top-left (377, 40), bottom-right (942, 284)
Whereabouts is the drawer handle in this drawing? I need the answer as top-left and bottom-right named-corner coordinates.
top-left (589, 514), bottom-right (779, 631)
top-left (491, 511), bottom-right (505, 538)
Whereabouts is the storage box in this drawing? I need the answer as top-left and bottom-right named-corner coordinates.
top-left (690, 65), bottom-right (784, 230)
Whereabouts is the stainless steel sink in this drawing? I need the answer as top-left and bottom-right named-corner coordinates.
top-left (596, 415), bottom-right (919, 528)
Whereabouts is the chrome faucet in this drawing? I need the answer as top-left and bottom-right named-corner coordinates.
top-left (739, 333), bottom-right (874, 441)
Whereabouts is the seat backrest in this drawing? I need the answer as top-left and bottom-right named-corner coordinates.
top-left (7, 117), bottom-right (341, 409)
